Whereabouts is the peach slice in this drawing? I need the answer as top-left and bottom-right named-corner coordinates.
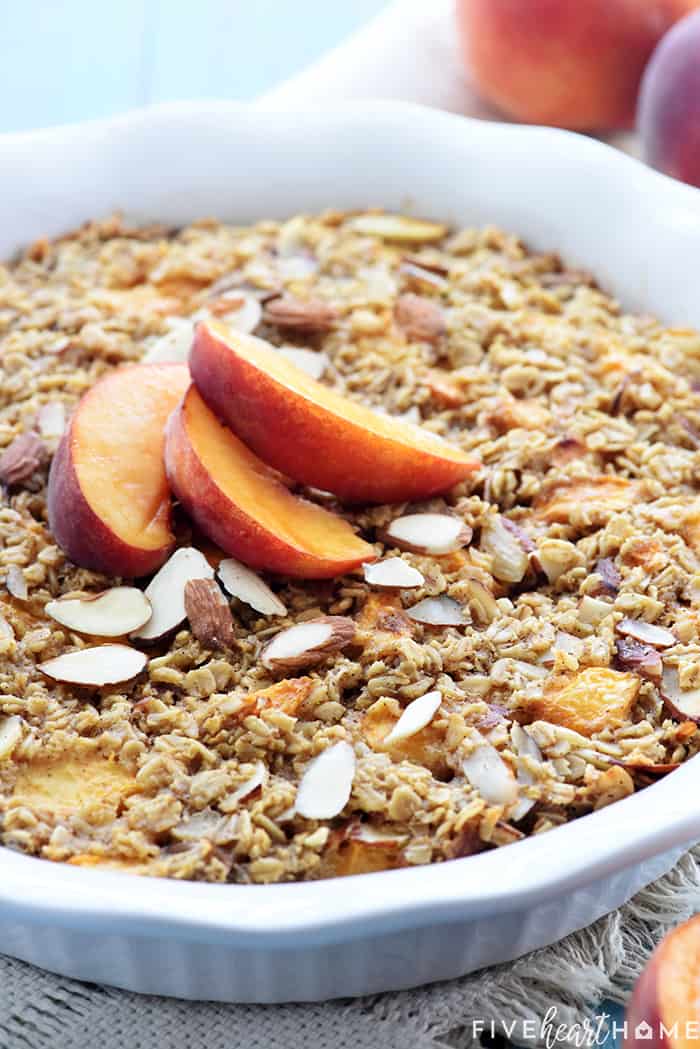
top-left (164, 385), bottom-right (375, 578)
top-left (189, 323), bottom-right (479, 503)
top-left (625, 914), bottom-right (700, 1049)
top-left (48, 364), bottom-right (190, 577)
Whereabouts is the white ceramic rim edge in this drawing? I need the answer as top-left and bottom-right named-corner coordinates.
top-left (1, 100), bottom-right (699, 949)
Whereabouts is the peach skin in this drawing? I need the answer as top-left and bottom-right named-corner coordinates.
top-left (48, 364), bottom-right (190, 578)
top-left (164, 385), bottom-right (375, 578)
top-left (189, 322), bottom-right (478, 503)
top-left (639, 9), bottom-right (700, 188)
top-left (625, 914), bottom-right (700, 1049)
top-left (457, 0), bottom-right (700, 131)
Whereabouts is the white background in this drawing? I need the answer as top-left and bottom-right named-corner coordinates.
top-left (1, 0), bottom-right (387, 132)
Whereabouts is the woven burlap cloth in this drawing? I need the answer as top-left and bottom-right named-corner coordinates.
top-left (2, 846), bottom-right (699, 1049)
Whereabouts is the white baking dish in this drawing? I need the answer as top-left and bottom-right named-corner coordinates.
top-left (2, 101), bottom-right (700, 1003)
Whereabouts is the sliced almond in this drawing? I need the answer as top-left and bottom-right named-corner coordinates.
top-left (0, 431), bottom-right (48, 487)
top-left (277, 255), bottom-right (318, 281)
top-left (511, 723), bottom-right (542, 763)
top-left (0, 715), bottom-right (22, 760)
top-left (39, 644), bottom-right (147, 686)
top-left (462, 576), bottom-right (499, 626)
top-left (45, 587), bottom-right (152, 637)
top-left (491, 658), bottom-right (548, 683)
top-left (229, 761), bottom-right (268, 805)
top-left (379, 513), bottom-right (472, 556)
top-left (578, 595), bottom-right (613, 626)
top-left (348, 214), bottom-right (447, 243)
top-left (5, 565), bottom-right (28, 601)
top-left (172, 809), bottom-right (224, 842)
top-left (394, 294), bottom-right (446, 343)
top-left (510, 723), bottom-right (542, 822)
top-left (660, 666), bottom-right (700, 723)
top-left (477, 703), bottom-right (508, 731)
top-left (617, 618), bottom-right (676, 649)
top-left (491, 821), bottom-right (526, 846)
top-left (462, 741), bottom-right (518, 807)
top-left (208, 274), bottom-right (282, 303)
top-left (480, 516), bottom-right (529, 584)
top-left (500, 517), bottom-right (536, 554)
top-left (0, 615), bottom-right (14, 640)
top-left (536, 538), bottom-right (584, 584)
top-left (217, 557), bottom-right (287, 617)
top-left (203, 291), bottom-right (262, 334)
top-left (184, 578), bottom-right (235, 648)
top-left (143, 317), bottom-right (195, 364)
top-left (406, 595), bottom-right (465, 627)
top-left (351, 822), bottom-right (408, 846)
top-left (383, 690), bottom-right (442, 745)
top-left (594, 557), bottom-right (621, 595)
top-left (400, 259), bottom-right (448, 291)
top-left (614, 638), bottom-right (662, 681)
top-left (37, 401), bottom-right (66, 440)
top-left (363, 558), bottom-right (425, 590)
top-left (278, 347), bottom-right (329, 380)
top-left (263, 296), bottom-right (337, 333)
top-left (540, 631), bottom-right (584, 667)
top-left (261, 616), bottom-right (356, 674)
top-left (132, 547), bottom-right (214, 642)
top-left (295, 740), bottom-right (356, 819)
top-left (145, 298), bottom-right (262, 366)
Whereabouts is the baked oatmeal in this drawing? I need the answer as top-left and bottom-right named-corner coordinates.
top-left (1, 210), bottom-right (699, 883)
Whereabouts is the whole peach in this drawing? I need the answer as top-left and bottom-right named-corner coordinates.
top-left (624, 914), bottom-right (700, 1049)
top-left (638, 9), bottom-right (700, 187)
top-left (456, 0), bottom-right (700, 131)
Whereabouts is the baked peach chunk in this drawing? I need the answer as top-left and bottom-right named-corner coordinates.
top-left (484, 396), bottom-right (551, 433)
top-left (324, 824), bottom-right (407, 877)
top-left (422, 369), bottom-right (467, 408)
top-left (362, 697), bottom-right (449, 778)
top-left (11, 751), bottom-right (138, 820)
top-left (529, 667), bottom-right (640, 736)
top-left (239, 677), bottom-right (314, 718)
top-left (165, 385), bottom-right (374, 578)
top-left (356, 593), bottom-right (413, 637)
top-left (67, 855), bottom-right (154, 875)
top-left (48, 363), bottom-right (190, 577)
top-left (680, 502), bottom-right (700, 558)
top-left (534, 476), bottom-right (642, 524)
top-left (189, 322), bottom-right (479, 503)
